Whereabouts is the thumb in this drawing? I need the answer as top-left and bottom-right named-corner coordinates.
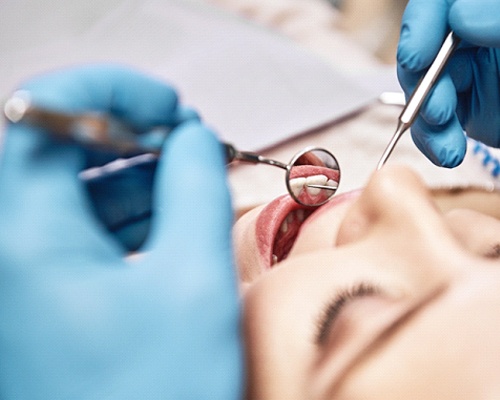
top-left (145, 121), bottom-right (233, 262)
top-left (450, 0), bottom-right (500, 48)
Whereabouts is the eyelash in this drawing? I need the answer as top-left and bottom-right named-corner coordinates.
top-left (485, 244), bottom-right (500, 259)
top-left (315, 282), bottom-right (381, 346)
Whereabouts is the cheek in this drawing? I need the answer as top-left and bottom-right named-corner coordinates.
top-left (445, 209), bottom-right (500, 257)
top-left (336, 278), bottom-right (500, 399)
top-left (233, 206), bottom-right (267, 283)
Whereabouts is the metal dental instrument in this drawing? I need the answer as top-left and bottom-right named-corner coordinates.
top-left (3, 91), bottom-right (341, 207)
top-left (225, 144), bottom-right (341, 207)
top-left (376, 31), bottom-right (461, 170)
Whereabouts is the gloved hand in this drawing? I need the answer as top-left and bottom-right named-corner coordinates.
top-left (0, 65), bottom-right (243, 399)
top-left (397, 0), bottom-right (500, 167)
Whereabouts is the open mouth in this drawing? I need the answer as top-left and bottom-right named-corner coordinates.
top-left (255, 167), bottom-right (340, 268)
top-left (256, 194), bottom-right (315, 268)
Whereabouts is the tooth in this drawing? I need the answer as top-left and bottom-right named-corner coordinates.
top-left (280, 219), bottom-right (288, 233)
top-left (287, 214), bottom-right (294, 224)
top-left (306, 174), bottom-right (328, 195)
top-left (289, 177), bottom-right (306, 197)
top-left (296, 209), bottom-right (305, 222)
top-left (272, 254), bottom-right (278, 265)
top-left (327, 179), bottom-right (338, 189)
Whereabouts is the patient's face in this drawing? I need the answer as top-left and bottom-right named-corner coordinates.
top-left (233, 165), bottom-right (500, 399)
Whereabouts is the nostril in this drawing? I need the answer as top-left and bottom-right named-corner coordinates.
top-left (335, 166), bottom-right (430, 246)
top-left (335, 210), bottom-right (370, 246)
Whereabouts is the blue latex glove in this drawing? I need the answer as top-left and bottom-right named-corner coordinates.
top-left (0, 65), bottom-right (243, 399)
top-left (397, 0), bottom-right (500, 167)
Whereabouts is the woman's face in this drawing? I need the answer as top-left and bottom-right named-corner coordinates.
top-left (233, 165), bottom-right (500, 399)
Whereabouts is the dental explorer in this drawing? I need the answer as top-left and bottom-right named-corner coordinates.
top-left (3, 91), bottom-right (341, 207)
top-left (376, 31), bottom-right (461, 170)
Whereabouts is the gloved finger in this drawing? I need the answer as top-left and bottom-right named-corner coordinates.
top-left (447, 48), bottom-right (475, 93)
top-left (397, 0), bottom-right (450, 72)
top-left (460, 48), bottom-right (500, 148)
top-left (0, 122), bottom-right (121, 264)
top-left (0, 66), bottom-right (183, 260)
top-left (410, 115), bottom-right (467, 167)
top-left (22, 64), bottom-right (180, 132)
top-left (145, 120), bottom-right (234, 269)
top-left (397, 63), bottom-right (457, 127)
top-left (449, 0), bottom-right (500, 48)
top-left (174, 105), bottom-right (201, 125)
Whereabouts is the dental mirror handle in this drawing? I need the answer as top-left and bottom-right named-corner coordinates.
top-left (376, 31), bottom-right (461, 170)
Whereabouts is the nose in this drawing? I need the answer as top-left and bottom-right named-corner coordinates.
top-left (335, 165), bottom-right (449, 248)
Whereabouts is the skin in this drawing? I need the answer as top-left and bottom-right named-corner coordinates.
top-left (234, 165), bottom-right (500, 399)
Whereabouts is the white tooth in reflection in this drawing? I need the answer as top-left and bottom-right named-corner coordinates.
top-left (272, 254), bottom-right (278, 265)
top-left (327, 179), bottom-right (338, 190)
top-left (280, 219), bottom-right (288, 233)
top-left (286, 214), bottom-right (294, 224)
top-left (296, 209), bottom-right (305, 222)
top-left (289, 177), bottom-right (306, 197)
top-left (306, 174), bottom-right (328, 195)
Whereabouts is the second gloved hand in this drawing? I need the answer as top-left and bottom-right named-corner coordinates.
top-left (0, 65), bottom-right (243, 399)
top-left (397, 0), bottom-right (500, 167)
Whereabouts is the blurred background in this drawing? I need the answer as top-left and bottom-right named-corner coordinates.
top-left (207, 0), bottom-right (408, 64)
top-left (328, 0), bottom-right (408, 64)
top-left (8, 0), bottom-right (490, 212)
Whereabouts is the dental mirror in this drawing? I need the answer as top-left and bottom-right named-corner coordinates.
top-left (226, 144), bottom-right (340, 207)
top-left (286, 147), bottom-right (340, 207)
top-left (2, 94), bottom-right (342, 207)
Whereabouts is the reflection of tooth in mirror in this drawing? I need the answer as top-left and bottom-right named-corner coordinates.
top-left (286, 148), bottom-right (340, 207)
top-left (289, 177), bottom-right (306, 198)
top-left (305, 174), bottom-right (328, 195)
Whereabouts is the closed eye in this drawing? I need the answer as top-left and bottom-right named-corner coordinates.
top-left (485, 243), bottom-right (500, 259)
top-left (315, 282), bottom-right (381, 346)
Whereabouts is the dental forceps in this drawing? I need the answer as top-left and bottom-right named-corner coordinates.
top-left (3, 91), bottom-right (341, 207)
top-left (376, 31), bottom-right (461, 170)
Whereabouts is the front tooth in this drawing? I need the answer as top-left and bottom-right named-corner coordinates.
top-left (306, 174), bottom-right (328, 195)
top-left (289, 177), bottom-right (306, 197)
top-left (327, 179), bottom-right (338, 190)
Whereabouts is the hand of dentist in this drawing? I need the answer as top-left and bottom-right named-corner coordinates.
top-left (0, 65), bottom-right (243, 399)
top-left (397, 0), bottom-right (500, 167)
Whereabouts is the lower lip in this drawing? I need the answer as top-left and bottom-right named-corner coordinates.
top-left (255, 189), bottom-right (362, 268)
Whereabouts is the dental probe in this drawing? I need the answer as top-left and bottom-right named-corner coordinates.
top-left (3, 90), bottom-right (164, 155)
top-left (376, 31), bottom-right (461, 170)
top-left (3, 95), bottom-right (342, 206)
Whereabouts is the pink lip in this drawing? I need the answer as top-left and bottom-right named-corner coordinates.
top-left (255, 186), bottom-right (361, 269)
top-left (289, 165), bottom-right (340, 181)
top-left (255, 194), bottom-right (302, 268)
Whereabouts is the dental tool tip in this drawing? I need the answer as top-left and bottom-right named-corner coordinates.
top-left (305, 184), bottom-right (338, 190)
top-left (376, 122), bottom-right (407, 170)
